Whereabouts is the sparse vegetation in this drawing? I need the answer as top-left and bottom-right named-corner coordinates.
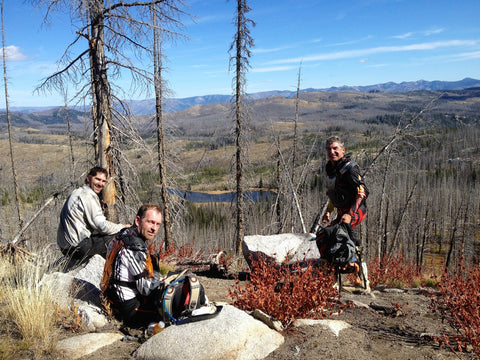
top-left (0, 248), bottom-right (76, 359)
top-left (430, 261), bottom-right (480, 357)
top-left (368, 254), bottom-right (425, 289)
top-left (228, 256), bottom-right (342, 328)
top-left (0, 87), bottom-right (479, 357)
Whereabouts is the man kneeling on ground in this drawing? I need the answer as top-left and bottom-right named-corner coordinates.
top-left (103, 204), bottom-right (164, 328)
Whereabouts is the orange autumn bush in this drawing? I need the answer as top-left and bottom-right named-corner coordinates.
top-left (368, 254), bottom-right (423, 289)
top-left (430, 261), bottom-right (480, 356)
top-left (228, 256), bottom-right (344, 328)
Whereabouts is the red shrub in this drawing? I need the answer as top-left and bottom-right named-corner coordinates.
top-left (368, 254), bottom-right (422, 289)
top-left (228, 256), bottom-right (344, 328)
top-left (430, 262), bottom-right (480, 356)
top-left (149, 240), bottom-right (203, 262)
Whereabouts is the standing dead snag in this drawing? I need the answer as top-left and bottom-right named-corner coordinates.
top-left (1, 3), bottom-right (23, 233)
top-left (290, 63), bottom-right (302, 232)
top-left (30, 0), bottom-right (186, 221)
top-left (152, 4), bottom-right (174, 249)
top-left (229, 0), bottom-right (255, 255)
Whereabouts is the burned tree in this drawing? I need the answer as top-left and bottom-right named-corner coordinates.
top-left (151, 3), bottom-right (176, 249)
top-left (31, 0), bottom-right (185, 220)
top-left (1, 2), bottom-right (23, 234)
top-left (229, 0), bottom-right (255, 254)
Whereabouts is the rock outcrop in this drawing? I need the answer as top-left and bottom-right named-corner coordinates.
top-left (242, 232), bottom-right (319, 267)
top-left (134, 305), bottom-right (284, 360)
top-left (43, 255), bottom-right (286, 360)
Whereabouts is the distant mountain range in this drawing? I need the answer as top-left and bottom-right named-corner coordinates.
top-left (5, 77), bottom-right (480, 116)
top-left (127, 77), bottom-right (480, 115)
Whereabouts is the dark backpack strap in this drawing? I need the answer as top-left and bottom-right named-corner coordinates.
top-left (339, 160), bottom-right (356, 175)
top-left (111, 278), bottom-right (136, 289)
top-left (133, 269), bottom-right (150, 281)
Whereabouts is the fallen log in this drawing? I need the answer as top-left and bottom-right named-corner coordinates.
top-left (171, 251), bottom-right (229, 274)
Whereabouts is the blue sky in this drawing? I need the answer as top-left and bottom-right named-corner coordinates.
top-left (1, 0), bottom-right (479, 107)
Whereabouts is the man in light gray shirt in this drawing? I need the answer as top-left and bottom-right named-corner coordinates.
top-left (57, 166), bottom-right (128, 261)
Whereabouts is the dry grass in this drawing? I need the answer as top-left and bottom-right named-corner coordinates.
top-left (0, 136), bottom-right (88, 187)
top-left (0, 247), bottom-right (68, 358)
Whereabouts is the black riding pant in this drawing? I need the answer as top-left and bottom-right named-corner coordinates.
top-left (61, 234), bottom-right (115, 261)
top-left (117, 294), bottom-right (160, 328)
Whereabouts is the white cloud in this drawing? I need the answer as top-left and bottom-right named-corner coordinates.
top-left (394, 28), bottom-right (444, 39)
top-left (253, 46), bottom-right (293, 54)
top-left (443, 51), bottom-right (480, 61)
top-left (1, 46), bottom-right (27, 61)
top-left (394, 32), bottom-right (413, 39)
top-left (251, 65), bottom-right (297, 73)
top-left (424, 28), bottom-right (444, 36)
top-left (358, 58), bottom-right (369, 63)
top-left (267, 40), bottom-right (478, 65)
top-left (327, 35), bottom-right (373, 47)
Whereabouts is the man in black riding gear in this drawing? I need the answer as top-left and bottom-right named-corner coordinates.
top-left (105, 204), bottom-right (164, 328)
top-left (322, 136), bottom-right (368, 231)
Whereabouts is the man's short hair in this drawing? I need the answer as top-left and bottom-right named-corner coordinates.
top-left (136, 204), bottom-right (162, 219)
top-left (85, 166), bottom-right (108, 184)
top-left (325, 136), bottom-right (344, 149)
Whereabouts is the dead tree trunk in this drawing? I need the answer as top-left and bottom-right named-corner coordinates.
top-left (88, 0), bottom-right (117, 221)
top-left (378, 151), bottom-right (391, 260)
top-left (417, 207), bottom-right (429, 270)
top-left (152, 8), bottom-right (172, 249)
top-left (62, 89), bottom-right (75, 179)
top-left (275, 149), bottom-right (282, 234)
top-left (290, 64), bottom-right (301, 231)
top-left (1, 3), bottom-right (23, 232)
top-left (389, 180), bottom-right (417, 254)
top-left (382, 199), bottom-right (389, 259)
top-left (229, 0), bottom-right (255, 254)
top-left (445, 205), bottom-right (461, 270)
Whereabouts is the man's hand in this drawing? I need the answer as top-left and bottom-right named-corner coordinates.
top-left (340, 213), bottom-right (352, 224)
top-left (322, 211), bottom-right (331, 223)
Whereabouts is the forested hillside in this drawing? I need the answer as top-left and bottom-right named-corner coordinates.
top-left (0, 88), bottom-right (479, 270)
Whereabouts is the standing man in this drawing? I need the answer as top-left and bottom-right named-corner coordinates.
top-left (57, 166), bottom-right (128, 261)
top-left (322, 136), bottom-right (368, 231)
top-left (104, 204), bottom-right (164, 328)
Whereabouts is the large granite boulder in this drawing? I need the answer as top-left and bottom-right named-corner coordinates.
top-left (41, 255), bottom-right (110, 331)
top-left (134, 305), bottom-right (284, 360)
top-left (242, 232), bottom-right (319, 267)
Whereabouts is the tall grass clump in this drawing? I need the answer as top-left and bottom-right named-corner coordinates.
top-left (0, 248), bottom-right (61, 356)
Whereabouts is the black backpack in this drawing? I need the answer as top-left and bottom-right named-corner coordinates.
top-left (315, 223), bottom-right (357, 266)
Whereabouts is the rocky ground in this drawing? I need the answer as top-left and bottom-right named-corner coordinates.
top-left (75, 273), bottom-right (477, 360)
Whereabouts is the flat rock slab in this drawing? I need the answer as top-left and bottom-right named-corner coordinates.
top-left (134, 305), bottom-right (284, 360)
top-left (56, 332), bottom-right (124, 359)
top-left (294, 318), bottom-right (351, 337)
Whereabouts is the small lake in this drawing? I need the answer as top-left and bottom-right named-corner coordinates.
top-left (167, 188), bottom-right (275, 203)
